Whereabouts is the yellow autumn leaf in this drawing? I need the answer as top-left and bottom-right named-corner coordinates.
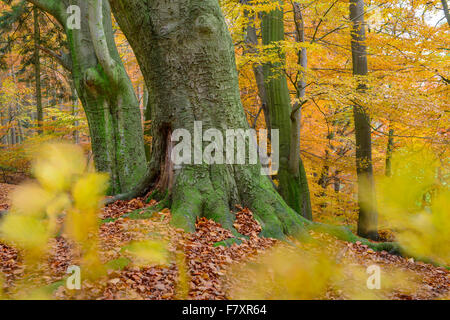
top-left (72, 173), bottom-right (109, 211)
top-left (123, 240), bottom-right (169, 267)
top-left (9, 183), bottom-right (53, 218)
top-left (0, 214), bottom-right (50, 253)
top-left (33, 143), bottom-right (86, 192)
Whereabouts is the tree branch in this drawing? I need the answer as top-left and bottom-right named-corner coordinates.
top-left (26, 0), bottom-right (64, 25)
top-left (37, 45), bottom-right (72, 71)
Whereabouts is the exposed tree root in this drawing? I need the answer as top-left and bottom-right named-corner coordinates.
top-left (103, 165), bottom-right (159, 206)
top-left (305, 222), bottom-right (401, 254)
top-left (169, 164), bottom-right (307, 240)
top-left (105, 163), bottom-right (398, 250)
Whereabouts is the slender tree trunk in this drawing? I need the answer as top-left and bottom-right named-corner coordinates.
top-left (70, 80), bottom-right (79, 144)
top-left (9, 66), bottom-right (17, 146)
top-left (291, 2), bottom-right (313, 220)
top-left (242, 0), bottom-right (270, 131)
top-left (0, 80), bottom-right (6, 147)
top-left (33, 6), bottom-right (43, 134)
top-left (17, 119), bottom-right (23, 144)
top-left (350, 0), bottom-right (378, 240)
top-left (261, 1), bottom-right (312, 220)
top-left (143, 87), bottom-right (152, 161)
top-left (28, 0), bottom-right (147, 194)
top-left (9, 105), bottom-right (16, 146)
top-left (385, 126), bottom-right (394, 177)
top-left (0, 111), bottom-right (6, 147)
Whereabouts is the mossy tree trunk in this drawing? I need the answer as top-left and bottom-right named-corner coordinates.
top-left (28, 0), bottom-right (147, 194)
top-left (261, 1), bottom-right (312, 220)
top-left (108, 0), bottom-right (309, 238)
top-left (350, 0), bottom-right (378, 240)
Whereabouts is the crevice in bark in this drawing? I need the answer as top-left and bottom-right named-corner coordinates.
top-left (154, 125), bottom-right (174, 194)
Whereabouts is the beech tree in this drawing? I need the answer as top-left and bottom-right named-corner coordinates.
top-left (349, 0), bottom-right (378, 240)
top-left (240, 0), bottom-right (312, 220)
top-left (106, 0), bottom-right (308, 238)
top-left (261, 0), bottom-right (312, 220)
top-left (27, 0), bottom-right (146, 194)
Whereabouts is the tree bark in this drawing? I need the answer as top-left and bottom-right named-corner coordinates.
top-left (0, 111), bottom-right (6, 147)
top-left (441, 0), bottom-right (450, 27)
top-left (28, 0), bottom-right (147, 194)
top-left (350, 0), bottom-right (378, 240)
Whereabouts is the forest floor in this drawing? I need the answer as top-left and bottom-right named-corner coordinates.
top-left (0, 183), bottom-right (448, 300)
top-left (0, 183), bottom-right (14, 211)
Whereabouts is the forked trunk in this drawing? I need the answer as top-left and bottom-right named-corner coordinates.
top-left (28, 0), bottom-right (147, 194)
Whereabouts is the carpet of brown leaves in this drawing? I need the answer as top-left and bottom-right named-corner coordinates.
top-left (0, 185), bottom-right (448, 300)
top-left (0, 183), bottom-right (14, 211)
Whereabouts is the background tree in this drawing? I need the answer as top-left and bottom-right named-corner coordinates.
top-left (27, 0), bottom-right (147, 194)
top-left (33, 6), bottom-right (42, 134)
top-left (241, 0), bottom-right (313, 220)
top-left (349, 0), bottom-right (378, 240)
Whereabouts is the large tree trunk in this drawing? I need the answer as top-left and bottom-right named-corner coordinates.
top-left (108, 0), bottom-right (307, 238)
top-left (261, 1), bottom-right (312, 220)
top-left (350, 0), bottom-right (378, 240)
top-left (28, 0), bottom-right (147, 194)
